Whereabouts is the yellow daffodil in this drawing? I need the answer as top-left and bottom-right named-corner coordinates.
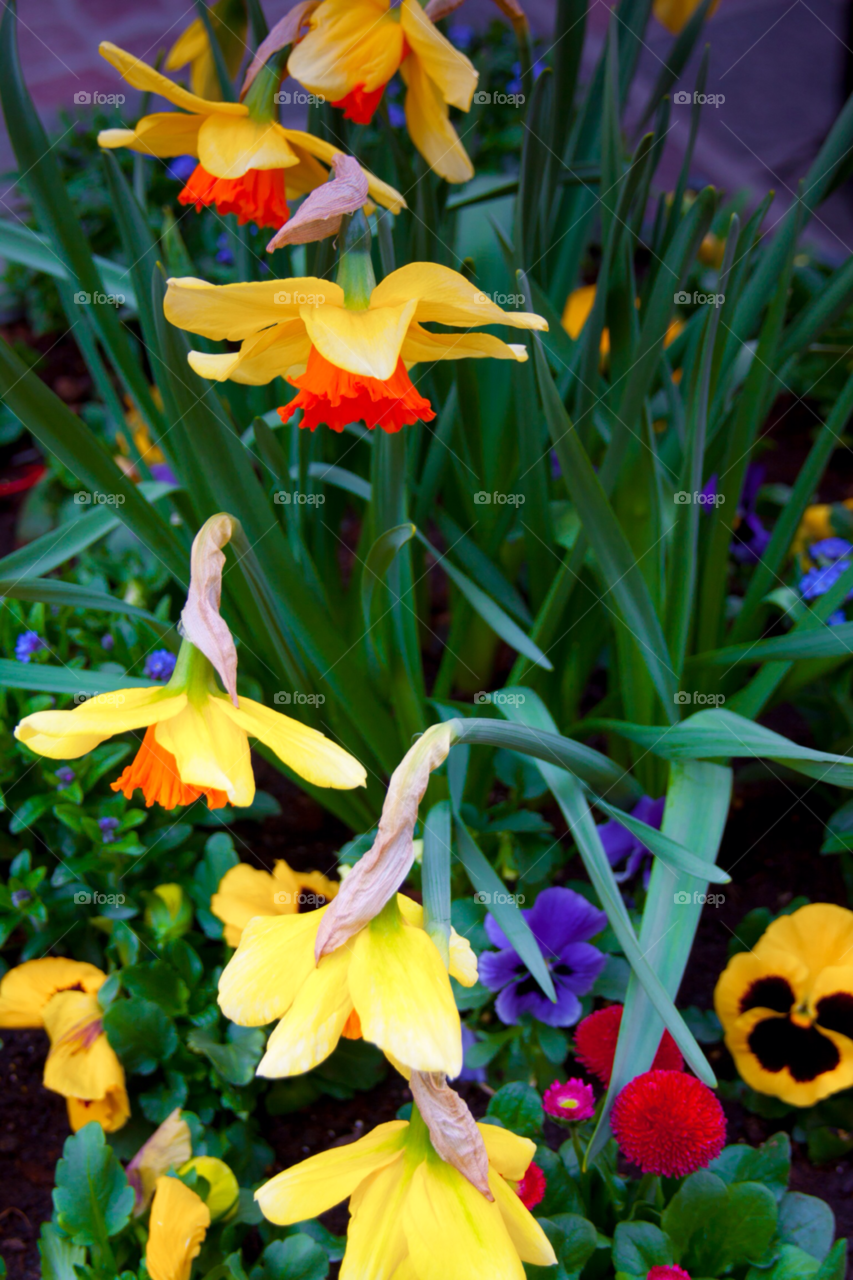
top-left (287, 0), bottom-right (478, 182)
top-left (654, 0), bottom-right (720, 34)
top-left (256, 1106), bottom-right (556, 1280)
top-left (219, 893), bottom-right (477, 1077)
top-left (96, 42), bottom-right (404, 231)
top-left (127, 1110), bottom-right (193, 1214)
top-left (164, 263), bottom-right (547, 433)
top-left (211, 858), bottom-right (339, 947)
top-left (562, 284), bottom-right (683, 361)
top-left (165, 0), bottom-right (248, 102)
top-left (0, 958), bottom-right (129, 1132)
top-left (146, 1176), bottom-right (211, 1280)
top-left (715, 903), bottom-right (853, 1106)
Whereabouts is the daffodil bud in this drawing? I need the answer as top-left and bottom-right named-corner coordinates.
top-left (180, 512), bottom-right (239, 706)
top-left (410, 1072), bottom-right (492, 1198)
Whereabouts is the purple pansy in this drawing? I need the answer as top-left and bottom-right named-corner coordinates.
top-left (479, 886), bottom-right (607, 1027)
top-left (101, 633), bottom-right (114, 652)
top-left (598, 795), bottom-right (665, 884)
top-left (15, 630), bottom-right (45, 663)
top-left (215, 232), bottom-right (234, 266)
top-left (452, 1026), bottom-right (487, 1083)
top-left (799, 537), bottom-right (853, 624)
top-left (730, 463), bottom-right (771, 563)
top-left (144, 650), bottom-right (177, 681)
top-left (56, 766), bottom-right (76, 791)
top-left (149, 463), bottom-right (179, 485)
top-left (167, 154), bottom-right (197, 183)
top-left (98, 816), bottom-right (120, 843)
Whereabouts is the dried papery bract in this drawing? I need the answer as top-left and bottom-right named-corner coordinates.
top-left (266, 153), bottom-right (368, 250)
top-left (410, 1071), bottom-right (492, 1197)
top-left (180, 512), bottom-right (239, 706)
top-left (315, 721), bottom-right (456, 959)
top-left (240, 0), bottom-right (319, 99)
top-left (425, 0), bottom-right (528, 30)
top-left (126, 1109), bottom-right (193, 1214)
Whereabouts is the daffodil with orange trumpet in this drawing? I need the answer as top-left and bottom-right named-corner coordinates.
top-left (96, 41), bottom-right (403, 230)
top-left (14, 515), bottom-right (365, 811)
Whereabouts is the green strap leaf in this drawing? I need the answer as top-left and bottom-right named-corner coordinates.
top-left (0, 660), bottom-right (151, 695)
top-left (0, 219), bottom-right (137, 311)
top-left (590, 793), bottom-right (730, 884)
top-left (0, 577), bottom-right (171, 630)
top-left (422, 800), bottom-right (452, 963)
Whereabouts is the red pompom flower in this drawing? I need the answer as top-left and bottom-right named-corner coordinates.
top-left (574, 1004), bottom-right (683, 1085)
top-left (515, 1162), bottom-right (546, 1210)
top-left (647, 1267), bottom-right (691, 1280)
top-left (611, 1070), bottom-right (726, 1177)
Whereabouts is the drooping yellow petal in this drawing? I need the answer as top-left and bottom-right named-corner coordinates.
top-left (342, 1156), bottom-right (412, 1280)
top-left (218, 695), bottom-right (367, 789)
top-left (218, 909), bottom-right (326, 1025)
top-left (147, 1176), bottom-right (210, 1280)
top-left (287, 0), bottom-right (404, 100)
top-left (127, 1109), bottom-right (193, 1214)
top-left (477, 1124), bottom-right (535, 1181)
top-left (197, 116), bottom-right (301, 178)
top-left (258, 945), bottom-right (354, 1076)
top-left (98, 113), bottom-right (204, 158)
top-left (188, 320), bottom-right (311, 386)
top-left (212, 861), bottom-right (300, 947)
top-left (401, 53), bottom-right (474, 185)
top-left (448, 929), bottom-right (478, 987)
top-left (0, 957), bottom-right (105, 1027)
top-left (66, 1087), bottom-right (130, 1134)
top-left (562, 284), bottom-right (596, 339)
top-left (179, 1156), bottom-right (239, 1220)
top-left (15, 688), bottom-right (187, 761)
top-left (399, 0), bottom-right (477, 110)
top-left (401, 325), bottom-right (528, 366)
top-left (348, 903), bottom-right (463, 1075)
top-left (372, 263), bottom-right (547, 332)
top-left (164, 276), bottom-right (343, 341)
top-left (301, 298), bottom-right (418, 380)
top-left (154, 697), bottom-right (254, 807)
top-left (256, 1122), bottom-right (408, 1224)
top-left (403, 1158), bottom-right (526, 1280)
top-left (489, 1169), bottom-right (557, 1266)
top-left (99, 41), bottom-right (246, 117)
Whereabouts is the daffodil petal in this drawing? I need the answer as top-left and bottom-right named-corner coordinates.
top-left (401, 325), bottom-right (529, 366)
top-left (373, 262), bottom-right (547, 331)
top-left (218, 695), bottom-right (367, 789)
top-left (165, 276), bottom-right (342, 341)
top-left (218, 910), bottom-right (326, 1025)
top-left (399, 0), bottom-right (477, 110)
top-left (349, 909), bottom-right (462, 1074)
top-left (99, 41), bottom-right (246, 117)
top-left (147, 1177), bottom-right (210, 1280)
top-left (98, 113), bottom-right (204, 158)
top-left (449, 928), bottom-right (478, 987)
top-left (0, 957), bottom-right (105, 1027)
top-left (256, 1122), bottom-right (408, 1224)
top-left (489, 1169), bottom-right (558, 1266)
top-left (342, 1155), bottom-right (412, 1280)
top-left (401, 54), bottom-right (473, 185)
top-left (301, 299), bottom-right (418, 380)
top-left (287, 0), bottom-right (403, 99)
top-left (197, 116), bottom-right (300, 178)
top-left (403, 1159), bottom-right (526, 1280)
top-left (154, 699), bottom-right (254, 806)
top-left (258, 945), bottom-right (353, 1076)
top-left (211, 861), bottom-right (299, 946)
top-left (476, 1124), bottom-right (535, 1181)
top-left (15, 689), bottom-right (187, 760)
top-left (190, 321), bottom-right (311, 386)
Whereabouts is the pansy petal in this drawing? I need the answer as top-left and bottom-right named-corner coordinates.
top-left (99, 41), bottom-right (246, 117)
top-left (489, 1169), bottom-right (558, 1266)
top-left (164, 276), bottom-right (343, 341)
top-left (401, 54), bottom-right (473, 185)
top-left (478, 948), bottom-right (523, 992)
top-left (484, 913), bottom-right (511, 950)
top-left (217, 695), bottom-right (366, 789)
top-left (399, 0), bottom-right (477, 110)
top-left (218, 910), bottom-right (326, 1025)
top-left (757, 903), bottom-right (853, 978)
top-left (301, 298), bottom-right (418, 380)
top-left (403, 1159), bottom-right (525, 1280)
top-left (42, 990), bottom-right (125, 1102)
top-left (147, 1177), bottom-right (210, 1280)
top-left (528, 886), bottom-right (607, 953)
top-left (197, 116), bottom-right (300, 179)
top-left (714, 950), bottom-right (805, 1029)
top-left (154, 698), bottom-right (254, 807)
top-left (372, 262), bottom-right (547, 331)
top-left (554, 941), bottom-right (608, 994)
top-left (66, 1087), bottom-right (130, 1134)
top-left (477, 1123), bottom-right (535, 1180)
top-left (256, 1121), bottom-right (408, 1224)
top-left (258, 945), bottom-right (353, 1077)
top-left (15, 689), bottom-right (187, 760)
top-left (401, 325), bottom-right (528, 365)
top-left (0, 957), bottom-right (105, 1027)
top-left (343, 1156), bottom-right (411, 1280)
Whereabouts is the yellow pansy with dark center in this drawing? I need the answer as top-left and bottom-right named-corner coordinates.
top-left (714, 903), bottom-right (853, 1106)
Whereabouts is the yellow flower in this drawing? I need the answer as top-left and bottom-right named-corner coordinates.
top-left (256, 1108), bottom-right (556, 1280)
top-left (792, 501), bottom-right (853, 560)
top-left (0, 958), bottom-right (129, 1132)
top-left (653, 0), bottom-right (720, 34)
top-left (211, 858), bottom-right (339, 947)
top-left (163, 264), bottom-right (546, 433)
top-left (96, 42), bottom-right (404, 231)
top-left (164, 0), bottom-right (248, 102)
top-left (561, 284), bottom-right (683, 363)
top-left (146, 1176), bottom-right (210, 1280)
top-left (14, 637), bottom-right (365, 812)
top-left (179, 1156), bottom-right (239, 1220)
top-left (288, 0), bottom-right (478, 183)
top-left (715, 903), bottom-right (853, 1107)
top-left (218, 893), bottom-right (477, 1077)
